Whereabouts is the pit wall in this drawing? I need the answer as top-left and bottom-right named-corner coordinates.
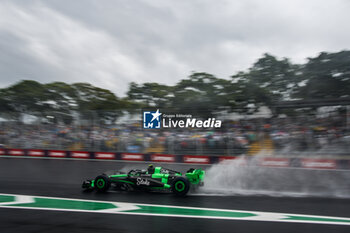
top-left (0, 148), bottom-right (349, 170)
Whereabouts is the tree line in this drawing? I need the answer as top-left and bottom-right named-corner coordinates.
top-left (0, 50), bottom-right (349, 122)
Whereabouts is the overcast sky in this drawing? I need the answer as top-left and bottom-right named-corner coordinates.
top-left (0, 0), bottom-right (349, 96)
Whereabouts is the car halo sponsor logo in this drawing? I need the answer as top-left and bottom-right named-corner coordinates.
top-left (143, 109), bottom-right (222, 129)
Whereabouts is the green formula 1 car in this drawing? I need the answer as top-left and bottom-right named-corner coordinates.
top-left (82, 165), bottom-right (205, 196)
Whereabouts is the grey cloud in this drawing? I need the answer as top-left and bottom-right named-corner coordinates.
top-left (0, 0), bottom-right (350, 96)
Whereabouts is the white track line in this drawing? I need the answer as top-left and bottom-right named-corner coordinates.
top-left (0, 193), bottom-right (350, 226)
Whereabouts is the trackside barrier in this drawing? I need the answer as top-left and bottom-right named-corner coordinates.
top-left (0, 148), bottom-right (350, 170)
top-left (8, 149), bottom-right (25, 156)
top-left (95, 152), bottom-right (115, 160)
top-left (28, 149), bottom-right (45, 157)
top-left (48, 150), bottom-right (66, 158)
top-left (121, 153), bottom-right (145, 161)
top-left (183, 155), bottom-right (210, 164)
top-left (70, 151), bottom-right (90, 159)
top-left (0, 148), bottom-right (5, 155)
top-left (258, 158), bottom-right (290, 168)
top-left (151, 154), bottom-right (176, 163)
top-left (300, 158), bottom-right (337, 169)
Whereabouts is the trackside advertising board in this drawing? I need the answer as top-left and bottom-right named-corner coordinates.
top-left (95, 152), bottom-right (115, 160)
top-left (151, 154), bottom-right (176, 163)
top-left (300, 159), bottom-right (337, 169)
top-left (48, 150), bottom-right (66, 158)
top-left (0, 148), bottom-right (349, 169)
top-left (28, 149), bottom-right (45, 157)
top-left (121, 153), bottom-right (144, 161)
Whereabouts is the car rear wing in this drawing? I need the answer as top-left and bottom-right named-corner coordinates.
top-left (185, 168), bottom-right (205, 184)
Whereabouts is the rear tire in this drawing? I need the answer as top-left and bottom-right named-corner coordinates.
top-left (94, 175), bottom-right (110, 192)
top-left (171, 177), bottom-right (190, 196)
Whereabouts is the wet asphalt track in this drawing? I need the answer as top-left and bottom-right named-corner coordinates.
top-left (0, 157), bottom-right (350, 233)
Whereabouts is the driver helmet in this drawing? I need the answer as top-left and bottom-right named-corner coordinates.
top-left (148, 164), bottom-right (155, 174)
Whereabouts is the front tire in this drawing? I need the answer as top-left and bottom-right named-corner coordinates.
top-left (171, 177), bottom-right (190, 196)
top-left (94, 175), bottom-right (110, 192)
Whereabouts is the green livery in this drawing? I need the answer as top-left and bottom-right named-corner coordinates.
top-left (82, 165), bottom-right (205, 196)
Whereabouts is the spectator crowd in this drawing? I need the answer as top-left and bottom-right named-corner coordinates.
top-left (0, 114), bottom-right (349, 156)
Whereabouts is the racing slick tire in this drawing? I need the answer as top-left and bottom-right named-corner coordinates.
top-left (94, 175), bottom-right (111, 192)
top-left (171, 177), bottom-right (190, 196)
